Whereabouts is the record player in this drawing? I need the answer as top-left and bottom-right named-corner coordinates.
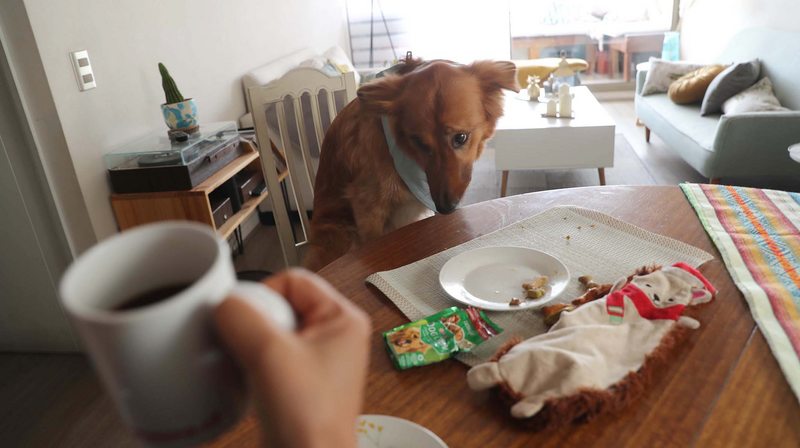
top-left (106, 121), bottom-right (246, 193)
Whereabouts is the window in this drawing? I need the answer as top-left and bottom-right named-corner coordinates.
top-left (346, 0), bottom-right (679, 85)
top-left (510, 0), bottom-right (678, 83)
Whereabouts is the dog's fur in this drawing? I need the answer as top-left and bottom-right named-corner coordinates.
top-left (305, 59), bottom-right (518, 270)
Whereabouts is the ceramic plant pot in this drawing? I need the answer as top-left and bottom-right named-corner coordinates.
top-left (161, 98), bottom-right (198, 131)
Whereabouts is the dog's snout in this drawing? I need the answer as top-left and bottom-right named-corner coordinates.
top-left (436, 201), bottom-right (458, 214)
top-left (654, 294), bottom-right (661, 302)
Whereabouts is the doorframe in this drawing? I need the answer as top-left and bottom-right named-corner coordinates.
top-left (0, 0), bottom-right (96, 256)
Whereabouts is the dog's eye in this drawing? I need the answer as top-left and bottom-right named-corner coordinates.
top-left (645, 283), bottom-right (652, 288)
top-left (452, 132), bottom-right (469, 149)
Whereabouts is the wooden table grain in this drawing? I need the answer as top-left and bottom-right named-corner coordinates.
top-left (292, 185), bottom-right (798, 447)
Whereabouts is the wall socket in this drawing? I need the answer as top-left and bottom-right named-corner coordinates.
top-left (70, 50), bottom-right (96, 91)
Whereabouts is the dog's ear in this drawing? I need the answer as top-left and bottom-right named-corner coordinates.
top-left (468, 60), bottom-right (520, 93)
top-left (357, 76), bottom-right (406, 114)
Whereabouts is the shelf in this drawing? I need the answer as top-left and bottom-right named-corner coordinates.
top-left (278, 169), bottom-right (289, 182)
top-left (217, 189), bottom-right (269, 239)
top-left (194, 143), bottom-right (259, 193)
top-left (111, 137), bottom-right (291, 240)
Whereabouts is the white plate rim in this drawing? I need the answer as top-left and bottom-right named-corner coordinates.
top-left (438, 246), bottom-right (570, 311)
top-left (356, 414), bottom-right (447, 448)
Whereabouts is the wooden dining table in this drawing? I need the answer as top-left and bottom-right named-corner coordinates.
top-left (216, 185), bottom-right (800, 447)
top-left (10, 186), bottom-right (797, 447)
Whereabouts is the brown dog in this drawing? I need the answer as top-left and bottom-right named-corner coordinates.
top-left (304, 59), bottom-right (518, 271)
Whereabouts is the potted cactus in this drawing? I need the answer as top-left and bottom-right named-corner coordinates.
top-left (158, 62), bottom-right (199, 135)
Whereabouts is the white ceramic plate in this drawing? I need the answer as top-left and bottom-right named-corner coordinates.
top-left (439, 246), bottom-right (570, 311)
top-left (357, 415), bottom-right (447, 448)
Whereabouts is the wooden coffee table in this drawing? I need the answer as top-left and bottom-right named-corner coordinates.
top-left (491, 87), bottom-right (615, 197)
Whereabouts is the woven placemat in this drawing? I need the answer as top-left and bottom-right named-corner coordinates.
top-left (366, 206), bottom-right (714, 366)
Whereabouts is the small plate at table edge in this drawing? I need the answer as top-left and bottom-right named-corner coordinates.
top-left (356, 414), bottom-right (447, 448)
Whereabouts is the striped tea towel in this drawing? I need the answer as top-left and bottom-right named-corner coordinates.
top-left (682, 183), bottom-right (800, 403)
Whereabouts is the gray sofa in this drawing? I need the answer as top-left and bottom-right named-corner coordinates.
top-left (635, 28), bottom-right (800, 183)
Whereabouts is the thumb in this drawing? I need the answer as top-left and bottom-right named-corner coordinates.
top-left (213, 295), bottom-right (290, 370)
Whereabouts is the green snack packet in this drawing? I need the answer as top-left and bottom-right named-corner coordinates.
top-left (383, 306), bottom-right (503, 370)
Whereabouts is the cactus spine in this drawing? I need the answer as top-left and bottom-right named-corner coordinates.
top-left (158, 63), bottom-right (185, 104)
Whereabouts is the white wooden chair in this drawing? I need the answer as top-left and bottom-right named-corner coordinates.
top-left (248, 68), bottom-right (357, 266)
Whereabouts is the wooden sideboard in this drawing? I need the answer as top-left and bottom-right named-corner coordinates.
top-left (110, 139), bottom-right (284, 239)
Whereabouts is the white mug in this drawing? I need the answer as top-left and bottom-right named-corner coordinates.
top-left (60, 222), bottom-right (295, 447)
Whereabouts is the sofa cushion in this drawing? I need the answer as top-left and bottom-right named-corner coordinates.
top-left (668, 65), bottom-right (727, 104)
top-left (641, 58), bottom-right (706, 95)
top-left (722, 77), bottom-right (789, 114)
top-left (700, 59), bottom-right (761, 115)
top-left (639, 94), bottom-right (720, 150)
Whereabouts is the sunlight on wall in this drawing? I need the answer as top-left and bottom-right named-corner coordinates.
top-left (680, 0), bottom-right (800, 61)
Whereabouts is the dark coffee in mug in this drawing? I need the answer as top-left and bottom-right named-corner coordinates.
top-left (113, 283), bottom-right (191, 311)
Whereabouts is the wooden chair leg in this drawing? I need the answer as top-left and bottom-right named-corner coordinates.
top-left (500, 170), bottom-right (509, 197)
top-left (645, 126), bottom-right (651, 143)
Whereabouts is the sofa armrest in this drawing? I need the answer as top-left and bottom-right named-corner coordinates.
top-left (715, 111), bottom-right (800, 142)
top-left (710, 111), bottom-right (800, 177)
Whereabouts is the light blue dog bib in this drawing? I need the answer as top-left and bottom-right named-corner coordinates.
top-left (381, 115), bottom-right (437, 212)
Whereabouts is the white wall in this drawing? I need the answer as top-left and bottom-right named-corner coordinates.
top-left (0, 0), bottom-right (96, 256)
top-left (680, 0), bottom-right (800, 60)
top-left (22, 0), bottom-right (349, 242)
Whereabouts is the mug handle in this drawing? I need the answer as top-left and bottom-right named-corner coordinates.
top-left (230, 281), bottom-right (297, 331)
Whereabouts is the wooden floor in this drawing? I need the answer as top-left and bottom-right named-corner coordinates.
top-left (234, 97), bottom-right (707, 274)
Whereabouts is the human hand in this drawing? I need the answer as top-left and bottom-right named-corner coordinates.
top-left (214, 269), bottom-right (371, 448)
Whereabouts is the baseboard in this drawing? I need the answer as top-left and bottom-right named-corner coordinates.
top-left (587, 82), bottom-right (636, 94)
top-left (593, 89), bottom-right (635, 101)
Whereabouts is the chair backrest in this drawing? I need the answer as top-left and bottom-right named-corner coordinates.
top-left (249, 67), bottom-right (357, 266)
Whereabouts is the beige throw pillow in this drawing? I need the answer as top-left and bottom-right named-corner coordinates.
top-left (721, 77), bottom-right (788, 115)
top-left (641, 58), bottom-right (706, 96)
top-left (668, 65), bottom-right (728, 104)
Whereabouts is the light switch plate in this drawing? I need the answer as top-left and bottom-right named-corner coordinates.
top-left (70, 50), bottom-right (96, 91)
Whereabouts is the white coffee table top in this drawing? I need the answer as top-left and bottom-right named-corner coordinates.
top-left (496, 86), bottom-right (615, 131)
top-left (490, 85), bottom-right (616, 178)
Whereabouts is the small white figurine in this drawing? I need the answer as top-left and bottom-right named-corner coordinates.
top-left (559, 91), bottom-right (572, 117)
top-left (546, 97), bottom-right (557, 117)
top-left (526, 75), bottom-right (541, 101)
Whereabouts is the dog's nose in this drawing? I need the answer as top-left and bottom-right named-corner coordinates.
top-left (436, 202), bottom-right (458, 214)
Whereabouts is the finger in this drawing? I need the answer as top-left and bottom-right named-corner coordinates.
top-left (213, 295), bottom-right (288, 370)
top-left (263, 269), bottom-right (356, 326)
